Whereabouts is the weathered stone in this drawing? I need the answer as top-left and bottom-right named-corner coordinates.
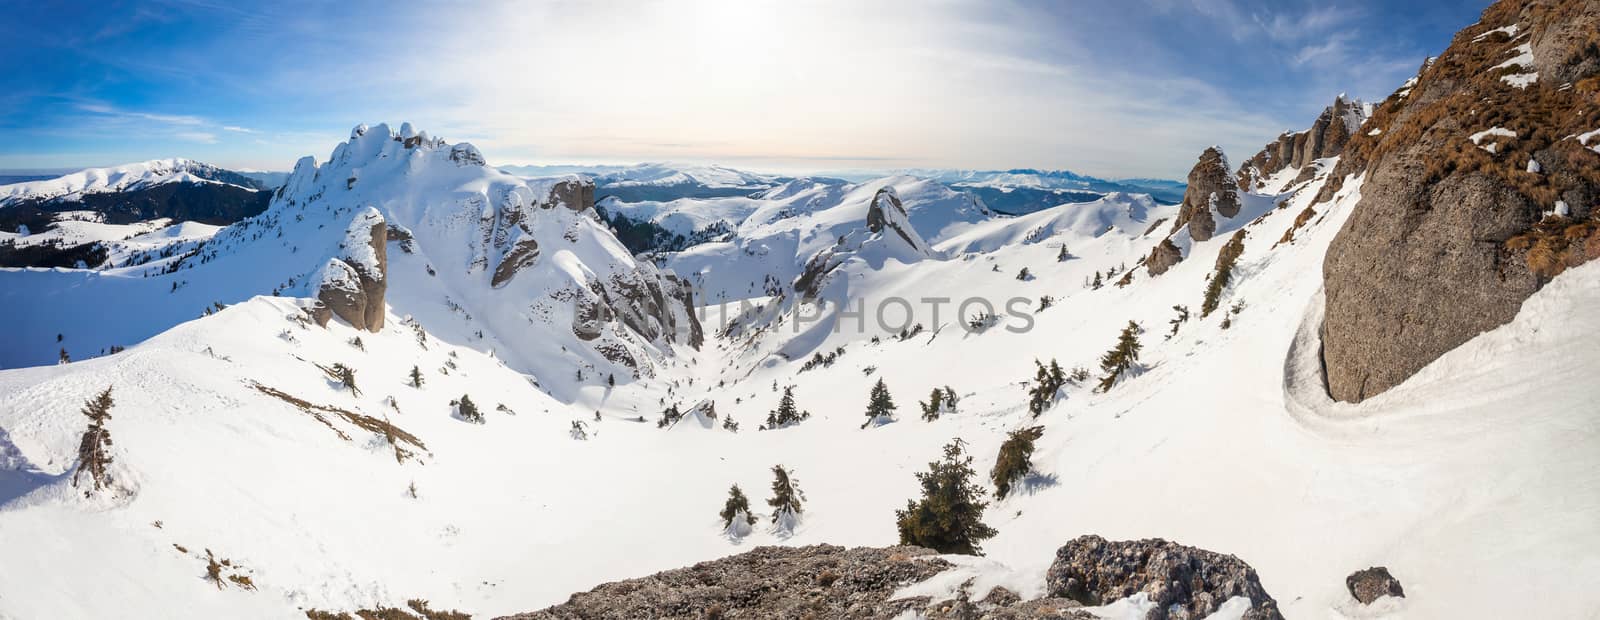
top-left (1236, 95), bottom-right (1368, 190)
top-left (547, 178), bottom-right (595, 212)
top-left (1146, 239), bottom-right (1184, 276)
top-left (315, 211), bottom-right (387, 333)
top-left (1346, 567), bottom-right (1404, 604)
top-left (1171, 147), bottom-right (1238, 242)
top-left (1322, 0), bottom-right (1600, 402)
top-left (490, 238), bottom-right (540, 288)
top-left (1045, 535), bottom-right (1283, 620)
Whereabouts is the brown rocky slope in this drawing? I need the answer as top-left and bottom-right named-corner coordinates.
top-left (1320, 0), bottom-right (1600, 402)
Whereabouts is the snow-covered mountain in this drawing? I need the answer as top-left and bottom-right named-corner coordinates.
top-left (2, 2), bottom-right (1599, 617)
top-left (0, 158), bottom-right (269, 207)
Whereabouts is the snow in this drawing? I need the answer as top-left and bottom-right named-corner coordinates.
top-left (1471, 24), bottom-right (1519, 42)
top-left (1494, 43), bottom-right (1538, 88)
top-left (1470, 126), bottom-right (1517, 153)
top-left (0, 158), bottom-right (259, 206)
top-left (2, 124), bottom-right (1598, 620)
top-left (1577, 128), bottom-right (1600, 154)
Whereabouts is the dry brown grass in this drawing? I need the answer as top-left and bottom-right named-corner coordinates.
top-left (250, 382), bottom-right (428, 459)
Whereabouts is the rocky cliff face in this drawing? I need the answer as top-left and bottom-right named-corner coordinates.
top-left (1320, 0), bottom-right (1600, 402)
top-left (1170, 147), bottom-right (1240, 242)
top-left (505, 537), bottom-right (1282, 619)
top-left (1236, 96), bottom-right (1369, 191)
top-left (313, 208), bottom-right (388, 332)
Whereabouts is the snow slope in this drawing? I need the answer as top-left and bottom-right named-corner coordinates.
top-left (0, 130), bottom-right (1596, 620)
top-left (0, 158), bottom-right (263, 206)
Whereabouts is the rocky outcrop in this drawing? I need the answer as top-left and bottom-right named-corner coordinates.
top-left (1170, 148), bottom-right (1239, 242)
top-left (490, 239), bottom-right (540, 288)
top-left (1321, 0), bottom-right (1600, 402)
top-left (314, 208), bottom-right (387, 332)
top-left (506, 537), bottom-right (1281, 620)
top-left (1236, 96), bottom-right (1368, 190)
top-left (502, 545), bottom-right (971, 620)
top-left (1346, 567), bottom-right (1404, 605)
top-left (1146, 239), bottom-right (1184, 276)
top-left (867, 187), bottom-right (930, 253)
top-left (1046, 535), bottom-right (1283, 620)
top-left (546, 178), bottom-right (595, 212)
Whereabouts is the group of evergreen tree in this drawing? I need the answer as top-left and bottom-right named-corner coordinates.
top-left (1096, 321), bottom-right (1143, 392)
top-left (763, 386), bottom-right (810, 429)
top-left (657, 403), bottom-right (684, 428)
top-left (919, 386), bottom-right (959, 421)
top-left (1202, 230), bottom-right (1247, 317)
top-left (990, 426), bottom-right (1044, 499)
top-left (719, 465), bottom-right (807, 539)
top-left (455, 394), bottom-right (484, 424)
top-left (72, 387), bottom-right (116, 494)
top-left (896, 439), bottom-right (997, 555)
top-left (1027, 359), bottom-right (1067, 417)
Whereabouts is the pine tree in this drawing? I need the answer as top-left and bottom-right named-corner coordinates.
top-left (1057, 245), bottom-right (1070, 262)
top-left (72, 387), bottom-right (115, 493)
top-left (764, 386), bottom-right (810, 429)
top-left (1097, 321), bottom-right (1143, 392)
top-left (1026, 359), bottom-right (1067, 417)
top-left (657, 403), bottom-right (683, 428)
top-left (767, 465), bottom-right (804, 534)
top-left (409, 365), bottom-right (424, 388)
top-left (607, 373), bottom-right (615, 387)
top-left (1091, 271), bottom-right (1103, 290)
top-left (58, 347), bottom-right (70, 364)
top-left (720, 484), bottom-right (757, 537)
top-left (1167, 305), bottom-right (1190, 340)
top-left (862, 378), bottom-right (897, 428)
top-left (919, 388), bottom-right (945, 422)
top-left (1016, 267), bottom-right (1031, 281)
top-left (991, 426), bottom-right (1045, 499)
top-left (456, 394), bottom-right (484, 424)
top-left (895, 439), bottom-right (997, 555)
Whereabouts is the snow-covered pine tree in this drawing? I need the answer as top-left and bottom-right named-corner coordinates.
top-left (919, 387), bottom-right (945, 422)
top-left (720, 484), bottom-right (757, 539)
top-left (409, 365), bottom-right (424, 388)
top-left (657, 403), bottom-right (683, 428)
top-left (1016, 267), bottom-right (1031, 281)
top-left (895, 439), bottom-right (997, 555)
top-left (767, 465), bottom-right (804, 535)
top-left (1167, 304), bottom-right (1190, 340)
top-left (1097, 321), bottom-right (1144, 392)
top-left (764, 386), bottom-right (809, 429)
top-left (861, 378), bottom-right (896, 428)
top-left (455, 394), bottom-right (484, 424)
top-left (72, 387), bottom-right (116, 494)
top-left (1057, 245), bottom-right (1070, 262)
top-left (1091, 271), bottom-right (1103, 289)
top-left (991, 426), bottom-right (1045, 499)
top-left (1026, 359), bottom-right (1066, 417)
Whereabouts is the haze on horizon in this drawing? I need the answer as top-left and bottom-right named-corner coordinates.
top-left (0, 0), bottom-right (1483, 180)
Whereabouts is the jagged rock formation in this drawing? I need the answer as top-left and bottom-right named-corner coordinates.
top-left (1236, 96), bottom-right (1369, 190)
top-left (1346, 567), bottom-right (1405, 605)
top-left (794, 186), bottom-right (935, 299)
top-left (1320, 0), bottom-right (1600, 402)
top-left (508, 537), bottom-right (1282, 619)
top-left (1046, 535), bottom-right (1283, 620)
top-left (1145, 238), bottom-right (1183, 276)
top-left (866, 186), bottom-right (930, 253)
top-left (1170, 147), bottom-right (1240, 242)
top-left (313, 208), bottom-right (387, 332)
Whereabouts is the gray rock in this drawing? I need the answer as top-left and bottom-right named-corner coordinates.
top-left (1321, 0), bottom-right (1600, 402)
top-left (547, 178), bottom-right (595, 212)
top-left (315, 212), bottom-right (387, 333)
top-left (1146, 239), bottom-right (1184, 276)
top-left (1171, 147), bottom-right (1239, 242)
top-left (1045, 535), bottom-right (1283, 620)
top-left (1236, 96), bottom-right (1366, 191)
top-left (1346, 567), bottom-right (1404, 605)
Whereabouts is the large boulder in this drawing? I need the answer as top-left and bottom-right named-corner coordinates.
top-left (314, 208), bottom-right (387, 332)
top-left (1146, 239), bottom-right (1184, 276)
top-left (547, 178), bottom-right (595, 212)
top-left (1346, 567), bottom-right (1404, 605)
top-left (1171, 147), bottom-right (1239, 242)
top-left (1321, 0), bottom-right (1600, 402)
top-left (1045, 535), bottom-right (1283, 620)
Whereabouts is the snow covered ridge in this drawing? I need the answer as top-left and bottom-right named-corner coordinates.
top-left (0, 158), bottom-right (269, 206)
top-left (0, 122), bottom-right (702, 392)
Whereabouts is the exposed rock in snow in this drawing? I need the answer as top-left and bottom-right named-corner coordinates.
top-left (1045, 535), bottom-right (1283, 620)
top-left (1345, 566), bottom-right (1405, 605)
top-left (1235, 95), bottom-right (1367, 191)
top-left (1171, 147), bottom-right (1239, 242)
top-left (865, 186), bottom-right (932, 256)
top-left (314, 208), bottom-right (387, 332)
top-left (1145, 238), bottom-right (1183, 276)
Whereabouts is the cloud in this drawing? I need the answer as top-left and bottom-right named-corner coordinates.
top-left (174, 131), bottom-right (218, 144)
top-left (221, 125), bottom-right (256, 133)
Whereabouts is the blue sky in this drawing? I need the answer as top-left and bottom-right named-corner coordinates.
top-left (0, 0), bottom-right (1485, 179)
